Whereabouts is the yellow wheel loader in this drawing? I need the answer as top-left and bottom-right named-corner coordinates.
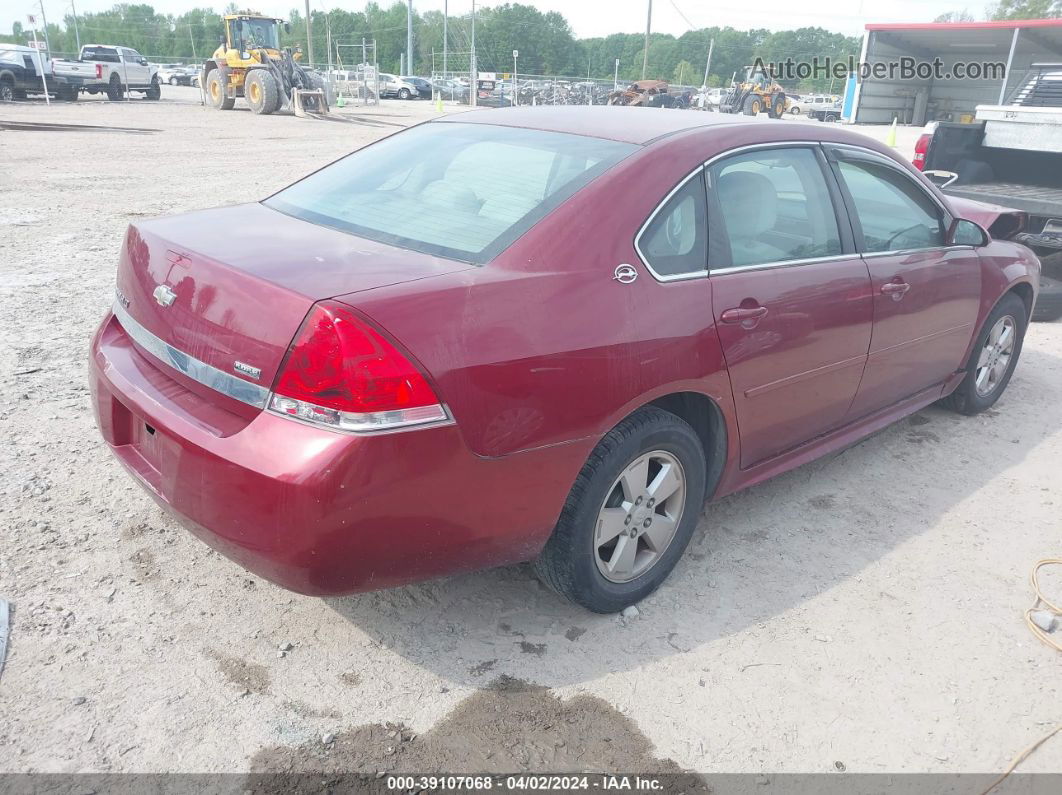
top-left (718, 66), bottom-right (787, 119)
top-left (201, 13), bottom-right (328, 117)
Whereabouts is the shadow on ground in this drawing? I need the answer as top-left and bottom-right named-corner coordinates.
top-left (325, 347), bottom-right (1060, 689)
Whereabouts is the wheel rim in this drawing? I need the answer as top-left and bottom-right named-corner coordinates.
top-left (210, 80), bottom-right (220, 101)
top-left (975, 315), bottom-right (1016, 396)
top-left (249, 81), bottom-right (261, 103)
top-left (594, 450), bottom-right (686, 584)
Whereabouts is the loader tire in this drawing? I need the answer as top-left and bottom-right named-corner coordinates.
top-left (742, 95), bottom-right (761, 116)
top-left (206, 68), bottom-right (235, 110)
top-left (768, 93), bottom-right (785, 119)
top-left (246, 69), bottom-right (278, 115)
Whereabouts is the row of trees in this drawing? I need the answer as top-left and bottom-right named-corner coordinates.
top-left (3, 0), bottom-right (1059, 89)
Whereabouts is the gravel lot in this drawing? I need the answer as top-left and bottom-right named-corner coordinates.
top-left (1, 88), bottom-right (1059, 777)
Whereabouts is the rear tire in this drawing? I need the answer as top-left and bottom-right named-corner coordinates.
top-left (206, 69), bottom-right (235, 110)
top-left (533, 407), bottom-right (707, 613)
top-left (940, 292), bottom-right (1027, 415)
top-left (106, 73), bottom-right (122, 101)
top-left (245, 69), bottom-right (278, 114)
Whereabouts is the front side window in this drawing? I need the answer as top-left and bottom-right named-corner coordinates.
top-left (836, 159), bottom-right (944, 252)
top-left (636, 172), bottom-right (708, 277)
top-left (709, 147), bottom-right (842, 267)
top-left (266, 122), bottom-right (636, 264)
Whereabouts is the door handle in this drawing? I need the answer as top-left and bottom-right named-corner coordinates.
top-left (720, 306), bottom-right (769, 327)
top-left (880, 280), bottom-right (911, 300)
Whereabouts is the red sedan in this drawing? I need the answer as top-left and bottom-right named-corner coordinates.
top-left (90, 107), bottom-right (1040, 612)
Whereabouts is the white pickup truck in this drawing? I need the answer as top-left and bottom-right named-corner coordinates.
top-left (51, 44), bottom-right (160, 100)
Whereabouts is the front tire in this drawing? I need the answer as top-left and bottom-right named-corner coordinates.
top-left (941, 292), bottom-right (1027, 415)
top-left (145, 76), bottom-right (160, 100)
top-left (534, 407), bottom-right (707, 613)
top-left (206, 69), bottom-right (235, 110)
top-left (169, 76), bottom-right (178, 86)
top-left (398, 87), bottom-right (411, 100)
top-left (742, 95), bottom-right (761, 116)
top-left (245, 69), bottom-right (278, 114)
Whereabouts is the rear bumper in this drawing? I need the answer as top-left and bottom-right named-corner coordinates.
top-left (90, 311), bottom-right (582, 595)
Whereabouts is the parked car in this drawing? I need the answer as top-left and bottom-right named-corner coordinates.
top-left (0, 44), bottom-right (81, 101)
top-left (433, 78), bottom-right (469, 101)
top-left (52, 44), bottom-right (160, 100)
top-left (399, 75), bottom-right (432, 99)
top-left (806, 97), bottom-right (843, 122)
top-left (157, 63), bottom-right (195, 86)
top-left (376, 72), bottom-right (420, 99)
top-left (90, 108), bottom-right (1039, 613)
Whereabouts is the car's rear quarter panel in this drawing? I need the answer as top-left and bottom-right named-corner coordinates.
top-left (338, 132), bottom-right (739, 468)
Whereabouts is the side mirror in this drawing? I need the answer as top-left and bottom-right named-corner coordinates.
top-left (949, 218), bottom-right (989, 247)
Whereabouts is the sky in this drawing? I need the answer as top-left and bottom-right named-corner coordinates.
top-left (6, 0), bottom-right (993, 39)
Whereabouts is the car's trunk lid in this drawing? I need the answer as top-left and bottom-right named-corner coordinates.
top-left (115, 202), bottom-right (470, 414)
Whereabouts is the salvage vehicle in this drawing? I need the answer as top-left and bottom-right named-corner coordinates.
top-left (916, 63), bottom-right (1062, 321)
top-left (52, 44), bottom-right (160, 100)
top-left (202, 13), bottom-right (326, 116)
top-left (608, 80), bottom-right (673, 107)
top-left (90, 107), bottom-right (1039, 613)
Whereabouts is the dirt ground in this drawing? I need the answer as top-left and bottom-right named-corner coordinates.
top-left (0, 88), bottom-right (1059, 778)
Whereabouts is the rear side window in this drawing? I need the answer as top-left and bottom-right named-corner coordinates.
top-left (836, 159), bottom-right (944, 252)
top-left (84, 47), bottom-right (120, 62)
top-left (266, 123), bottom-right (636, 264)
top-left (636, 172), bottom-right (707, 277)
top-left (709, 147), bottom-right (841, 267)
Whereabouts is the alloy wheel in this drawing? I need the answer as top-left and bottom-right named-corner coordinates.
top-left (975, 315), bottom-right (1016, 396)
top-left (594, 451), bottom-right (686, 583)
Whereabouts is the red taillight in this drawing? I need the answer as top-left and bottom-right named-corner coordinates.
top-left (270, 301), bottom-right (448, 433)
top-left (912, 133), bottom-right (931, 171)
top-left (96, 64), bottom-right (103, 79)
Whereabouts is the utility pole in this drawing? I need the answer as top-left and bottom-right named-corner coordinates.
top-left (304, 0), bottom-right (313, 67)
top-left (69, 0), bottom-right (81, 51)
top-left (189, 24), bottom-right (197, 60)
top-left (37, 0), bottom-right (52, 56)
top-left (613, 58), bottom-right (619, 90)
top-left (442, 0), bottom-right (447, 78)
top-left (406, 0), bottom-right (413, 75)
top-left (641, 0), bottom-right (651, 80)
top-left (701, 38), bottom-right (714, 88)
top-left (470, 0), bottom-right (476, 107)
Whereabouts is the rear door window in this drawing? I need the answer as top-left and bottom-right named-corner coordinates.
top-left (708, 147), bottom-right (842, 267)
top-left (636, 172), bottom-right (708, 278)
top-left (835, 158), bottom-right (945, 252)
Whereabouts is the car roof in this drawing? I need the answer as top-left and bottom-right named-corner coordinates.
top-left (436, 105), bottom-right (792, 145)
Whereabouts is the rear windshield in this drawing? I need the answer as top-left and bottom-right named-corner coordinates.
top-left (265, 122), bottom-right (637, 264)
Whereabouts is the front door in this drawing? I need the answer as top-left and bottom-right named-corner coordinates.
top-left (827, 148), bottom-right (982, 419)
top-left (706, 145), bottom-right (873, 467)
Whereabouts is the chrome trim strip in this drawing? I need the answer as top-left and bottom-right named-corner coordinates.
top-left (633, 165), bottom-right (707, 283)
top-left (710, 253), bottom-right (856, 276)
top-left (112, 300), bottom-right (271, 409)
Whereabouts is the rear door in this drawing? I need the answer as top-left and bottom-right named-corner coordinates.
top-left (122, 48), bottom-right (148, 85)
top-left (826, 146), bottom-right (981, 420)
top-left (704, 145), bottom-right (873, 468)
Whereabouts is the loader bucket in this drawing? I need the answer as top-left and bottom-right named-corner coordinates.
top-left (292, 88), bottom-right (329, 118)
